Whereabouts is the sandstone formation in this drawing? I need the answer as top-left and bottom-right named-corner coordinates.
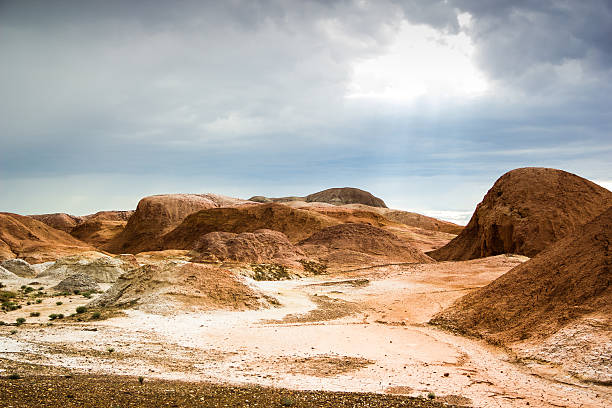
top-left (105, 194), bottom-right (252, 254)
top-left (378, 209), bottom-right (463, 235)
top-left (191, 229), bottom-right (304, 265)
top-left (37, 253), bottom-right (131, 283)
top-left (90, 262), bottom-right (270, 314)
top-left (53, 273), bottom-right (101, 293)
top-left (428, 168), bottom-right (612, 260)
top-left (306, 187), bottom-right (387, 208)
top-left (0, 259), bottom-right (36, 278)
top-left (161, 203), bottom-right (339, 250)
top-left (70, 219), bottom-right (128, 248)
top-left (29, 213), bottom-right (83, 233)
top-left (299, 223), bottom-right (434, 268)
top-left (0, 213), bottom-right (94, 263)
top-left (431, 206), bottom-right (612, 343)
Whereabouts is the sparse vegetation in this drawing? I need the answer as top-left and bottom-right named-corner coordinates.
top-left (56, 301), bottom-right (63, 306)
top-left (138, 376), bottom-right (144, 384)
top-left (36, 299), bottom-right (42, 304)
top-left (91, 312), bottom-right (101, 319)
top-left (280, 396), bottom-right (295, 406)
top-left (7, 373), bottom-right (21, 380)
top-left (298, 259), bottom-right (328, 275)
top-left (76, 306), bottom-right (87, 314)
top-left (427, 392), bottom-right (436, 400)
top-left (251, 263), bottom-right (290, 281)
top-left (29, 312), bottom-right (40, 317)
top-left (107, 347), bottom-right (115, 353)
top-left (10, 329), bottom-right (17, 335)
top-left (15, 317), bottom-right (26, 325)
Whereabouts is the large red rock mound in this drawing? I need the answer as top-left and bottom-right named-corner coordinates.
top-left (0, 213), bottom-right (94, 263)
top-left (306, 187), bottom-right (387, 208)
top-left (161, 203), bottom-right (339, 250)
top-left (430, 205), bottom-right (612, 343)
top-left (191, 229), bottom-right (304, 264)
top-left (29, 213), bottom-right (84, 233)
top-left (105, 194), bottom-right (251, 254)
top-left (428, 168), bottom-right (612, 260)
top-left (70, 219), bottom-right (128, 248)
top-left (299, 223), bottom-right (433, 267)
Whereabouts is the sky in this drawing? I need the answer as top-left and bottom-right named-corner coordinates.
top-left (1, 0), bottom-right (611, 225)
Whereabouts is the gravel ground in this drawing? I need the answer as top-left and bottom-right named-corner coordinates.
top-left (0, 374), bottom-right (451, 408)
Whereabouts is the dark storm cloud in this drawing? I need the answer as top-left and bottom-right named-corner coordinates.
top-left (0, 1), bottom-right (610, 218)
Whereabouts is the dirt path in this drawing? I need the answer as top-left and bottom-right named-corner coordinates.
top-left (1, 255), bottom-right (609, 407)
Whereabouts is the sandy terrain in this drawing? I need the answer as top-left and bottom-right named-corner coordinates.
top-left (1, 255), bottom-right (610, 408)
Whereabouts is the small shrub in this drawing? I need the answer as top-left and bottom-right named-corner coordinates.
top-left (107, 347), bottom-right (115, 353)
top-left (138, 376), bottom-right (144, 384)
top-left (10, 329), bottom-right (17, 335)
top-left (73, 290), bottom-right (80, 295)
top-left (15, 317), bottom-right (26, 325)
top-left (36, 299), bottom-right (42, 304)
top-left (38, 287), bottom-right (44, 291)
top-left (91, 312), bottom-right (101, 320)
top-left (0, 321), bottom-right (5, 326)
top-left (29, 312), bottom-right (40, 317)
top-left (0, 282), bottom-right (5, 288)
top-left (23, 286), bottom-right (34, 294)
top-left (427, 392), bottom-right (436, 400)
top-left (49, 314), bottom-right (58, 320)
top-left (56, 301), bottom-right (63, 306)
top-left (298, 259), bottom-right (328, 275)
top-left (280, 396), bottom-right (295, 406)
top-left (251, 263), bottom-right (290, 281)
top-left (7, 373), bottom-right (21, 380)
top-left (76, 306), bottom-right (87, 314)
top-left (57, 314), bottom-right (64, 319)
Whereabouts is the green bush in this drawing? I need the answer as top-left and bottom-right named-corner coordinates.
top-left (76, 306), bottom-right (87, 314)
top-left (29, 312), bottom-right (40, 317)
top-left (15, 317), bottom-right (26, 325)
top-left (91, 312), bottom-right (101, 319)
top-left (36, 299), bottom-right (43, 304)
top-left (56, 301), bottom-right (63, 306)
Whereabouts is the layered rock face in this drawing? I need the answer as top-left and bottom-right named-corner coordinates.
top-left (0, 259), bottom-right (36, 278)
top-left (161, 203), bottom-right (339, 249)
top-left (53, 273), bottom-right (101, 293)
top-left (428, 168), bottom-right (612, 260)
top-left (105, 194), bottom-right (252, 254)
top-left (0, 213), bottom-right (94, 263)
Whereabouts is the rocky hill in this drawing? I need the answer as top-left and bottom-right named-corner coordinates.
top-left (0, 213), bottom-right (94, 263)
top-left (431, 205), bottom-right (611, 342)
top-left (161, 203), bottom-right (340, 250)
top-left (104, 194), bottom-right (252, 254)
top-left (299, 223), bottom-right (433, 268)
top-left (428, 168), bottom-right (612, 260)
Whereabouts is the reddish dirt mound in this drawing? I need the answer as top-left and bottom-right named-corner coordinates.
top-left (0, 213), bottom-right (94, 263)
top-left (161, 203), bottom-right (340, 250)
top-left (70, 219), bottom-right (127, 248)
top-left (299, 223), bottom-right (433, 267)
top-left (304, 207), bottom-right (396, 228)
top-left (191, 229), bottom-right (304, 264)
top-left (431, 205), bottom-right (612, 343)
top-left (105, 194), bottom-right (251, 254)
top-left (90, 262), bottom-right (270, 314)
top-left (29, 213), bottom-right (84, 233)
top-left (428, 168), bottom-right (612, 260)
top-left (306, 187), bottom-right (387, 208)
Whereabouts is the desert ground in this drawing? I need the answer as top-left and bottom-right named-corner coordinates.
top-left (1, 178), bottom-right (611, 407)
top-left (1, 254), bottom-right (609, 407)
